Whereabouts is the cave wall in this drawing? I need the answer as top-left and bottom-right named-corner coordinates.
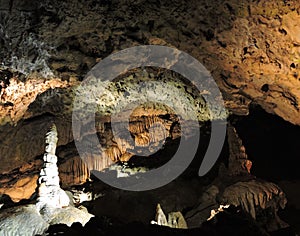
top-left (1, 0), bottom-right (300, 184)
top-left (1, 0), bottom-right (300, 124)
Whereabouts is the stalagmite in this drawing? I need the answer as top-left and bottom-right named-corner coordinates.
top-left (151, 203), bottom-right (187, 229)
top-left (36, 124), bottom-right (70, 210)
top-left (227, 124), bottom-right (252, 176)
top-left (0, 124), bottom-right (94, 236)
top-left (154, 203), bottom-right (168, 226)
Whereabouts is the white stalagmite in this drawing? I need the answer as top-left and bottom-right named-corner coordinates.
top-left (36, 124), bottom-right (70, 210)
top-left (151, 203), bottom-right (187, 229)
top-left (0, 124), bottom-right (94, 236)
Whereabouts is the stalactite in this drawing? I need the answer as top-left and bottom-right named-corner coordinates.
top-left (82, 153), bottom-right (115, 172)
top-left (77, 114), bottom-right (180, 172)
top-left (134, 132), bottom-right (150, 147)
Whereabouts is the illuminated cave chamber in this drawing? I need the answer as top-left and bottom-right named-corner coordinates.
top-left (75, 67), bottom-right (213, 175)
top-left (1, 0), bottom-right (300, 234)
top-left (0, 67), bottom-right (216, 202)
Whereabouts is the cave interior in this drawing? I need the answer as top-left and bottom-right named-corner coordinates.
top-left (0, 0), bottom-right (300, 235)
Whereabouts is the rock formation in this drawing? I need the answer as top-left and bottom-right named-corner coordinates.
top-left (36, 124), bottom-right (70, 210)
top-left (58, 156), bottom-right (90, 188)
top-left (226, 125), bottom-right (252, 176)
top-left (151, 203), bottom-right (188, 229)
top-left (220, 180), bottom-right (288, 230)
top-left (1, 0), bottom-right (300, 124)
top-left (0, 124), bottom-right (94, 236)
top-left (185, 124), bottom-right (288, 232)
top-left (0, 204), bottom-right (50, 236)
top-left (0, 0), bottom-right (299, 234)
top-left (0, 0), bottom-right (300, 176)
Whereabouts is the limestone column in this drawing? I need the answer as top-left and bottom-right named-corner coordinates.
top-left (36, 124), bottom-right (70, 211)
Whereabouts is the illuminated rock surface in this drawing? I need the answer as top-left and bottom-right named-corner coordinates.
top-left (0, 0), bottom-right (300, 235)
top-left (36, 124), bottom-right (70, 210)
top-left (0, 125), bottom-right (93, 236)
top-left (1, 0), bottom-right (300, 173)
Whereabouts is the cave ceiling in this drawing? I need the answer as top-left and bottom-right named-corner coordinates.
top-left (0, 0), bottom-right (300, 187)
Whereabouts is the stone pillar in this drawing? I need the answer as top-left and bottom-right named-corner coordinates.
top-left (36, 124), bottom-right (70, 211)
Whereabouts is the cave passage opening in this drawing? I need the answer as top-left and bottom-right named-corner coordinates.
top-left (234, 104), bottom-right (300, 182)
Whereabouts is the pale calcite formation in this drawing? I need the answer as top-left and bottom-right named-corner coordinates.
top-left (0, 124), bottom-right (94, 236)
top-left (207, 204), bottom-right (230, 221)
top-left (36, 124), bottom-right (70, 210)
top-left (151, 203), bottom-right (187, 229)
top-left (0, 205), bottom-right (49, 236)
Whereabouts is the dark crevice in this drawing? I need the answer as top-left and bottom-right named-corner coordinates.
top-left (233, 104), bottom-right (300, 181)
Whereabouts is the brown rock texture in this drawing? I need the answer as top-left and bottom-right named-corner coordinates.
top-left (58, 156), bottom-right (89, 188)
top-left (0, 0), bottom-right (300, 124)
top-left (0, 159), bottom-right (42, 202)
top-left (0, 174), bottom-right (39, 202)
top-left (0, 2), bottom-right (299, 227)
top-left (0, 116), bottom-right (73, 173)
top-left (227, 124), bottom-right (252, 176)
top-left (6, 175), bottom-right (38, 202)
top-left (220, 180), bottom-right (287, 219)
top-left (0, 0), bottom-right (300, 175)
top-left (0, 77), bottom-right (76, 124)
